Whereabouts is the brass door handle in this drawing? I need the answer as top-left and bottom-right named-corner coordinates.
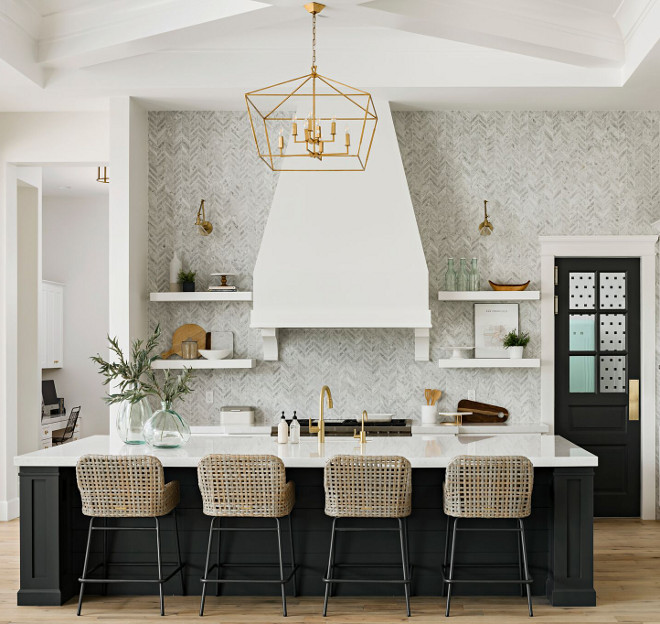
top-left (629, 379), bottom-right (639, 421)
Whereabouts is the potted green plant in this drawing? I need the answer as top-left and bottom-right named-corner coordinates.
top-left (91, 325), bottom-right (161, 445)
top-left (141, 368), bottom-right (195, 448)
top-left (178, 270), bottom-right (196, 292)
top-left (503, 329), bottom-right (530, 359)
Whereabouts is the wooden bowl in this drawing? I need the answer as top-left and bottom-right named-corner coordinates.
top-left (488, 280), bottom-right (530, 291)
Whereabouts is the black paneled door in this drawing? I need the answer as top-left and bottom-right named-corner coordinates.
top-left (555, 258), bottom-right (640, 517)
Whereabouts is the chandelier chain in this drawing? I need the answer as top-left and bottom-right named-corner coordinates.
top-left (312, 11), bottom-right (316, 69)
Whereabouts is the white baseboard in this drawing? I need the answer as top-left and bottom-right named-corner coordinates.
top-left (0, 497), bottom-right (19, 521)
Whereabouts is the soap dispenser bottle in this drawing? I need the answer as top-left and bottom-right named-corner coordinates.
top-left (277, 411), bottom-right (289, 444)
top-left (289, 411), bottom-right (300, 444)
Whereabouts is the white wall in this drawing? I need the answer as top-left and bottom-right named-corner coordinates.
top-left (0, 112), bottom-right (108, 520)
top-left (16, 182), bottom-right (41, 455)
top-left (107, 97), bottom-right (150, 444)
top-left (41, 195), bottom-right (109, 437)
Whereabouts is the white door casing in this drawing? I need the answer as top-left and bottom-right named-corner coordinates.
top-left (539, 235), bottom-right (658, 520)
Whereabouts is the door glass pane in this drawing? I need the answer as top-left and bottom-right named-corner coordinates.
top-left (600, 356), bottom-right (626, 393)
top-left (600, 314), bottom-right (626, 351)
top-left (569, 272), bottom-right (595, 309)
top-left (600, 272), bottom-right (626, 309)
top-left (569, 356), bottom-right (595, 393)
top-left (569, 315), bottom-right (595, 350)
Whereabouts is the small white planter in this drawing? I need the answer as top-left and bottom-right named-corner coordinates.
top-left (508, 346), bottom-right (524, 359)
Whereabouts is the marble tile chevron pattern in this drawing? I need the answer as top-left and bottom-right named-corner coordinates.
top-left (148, 111), bottom-right (659, 429)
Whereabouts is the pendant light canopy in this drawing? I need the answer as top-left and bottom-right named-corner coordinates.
top-left (245, 3), bottom-right (377, 172)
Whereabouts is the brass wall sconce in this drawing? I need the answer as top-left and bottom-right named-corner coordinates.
top-left (478, 200), bottom-right (493, 236)
top-left (96, 166), bottom-right (109, 184)
top-left (195, 200), bottom-right (213, 236)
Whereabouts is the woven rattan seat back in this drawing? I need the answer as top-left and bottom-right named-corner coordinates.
top-left (76, 454), bottom-right (179, 518)
top-left (197, 454), bottom-right (295, 518)
top-left (324, 455), bottom-right (412, 518)
top-left (444, 455), bottom-right (534, 519)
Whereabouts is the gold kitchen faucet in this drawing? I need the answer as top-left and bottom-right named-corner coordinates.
top-left (311, 385), bottom-right (333, 443)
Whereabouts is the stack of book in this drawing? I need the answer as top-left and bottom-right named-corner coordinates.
top-left (208, 285), bottom-right (238, 292)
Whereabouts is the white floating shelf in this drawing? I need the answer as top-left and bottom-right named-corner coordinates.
top-left (438, 358), bottom-right (540, 368)
top-left (150, 292), bottom-right (253, 302)
top-left (152, 359), bottom-right (256, 370)
top-left (438, 291), bottom-right (540, 302)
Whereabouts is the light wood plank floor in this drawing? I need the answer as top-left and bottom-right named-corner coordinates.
top-left (2, 518), bottom-right (660, 623)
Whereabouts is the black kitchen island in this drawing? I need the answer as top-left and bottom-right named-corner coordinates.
top-left (15, 434), bottom-right (597, 608)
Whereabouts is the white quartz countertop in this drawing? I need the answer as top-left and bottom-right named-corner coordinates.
top-left (15, 434), bottom-right (597, 468)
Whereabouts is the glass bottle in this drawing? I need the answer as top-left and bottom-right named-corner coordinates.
top-left (444, 258), bottom-right (457, 291)
top-left (469, 258), bottom-right (480, 291)
top-left (116, 395), bottom-right (152, 445)
top-left (143, 401), bottom-right (191, 448)
top-left (457, 258), bottom-right (469, 291)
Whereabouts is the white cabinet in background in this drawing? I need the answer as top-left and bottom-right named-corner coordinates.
top-left (40, 281), bottom-right (64, 369)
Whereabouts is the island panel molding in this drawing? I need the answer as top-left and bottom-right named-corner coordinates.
top-left (15, 435), bottom-right (597, 607)
top-left (147, 111), bottom-right (659, 428)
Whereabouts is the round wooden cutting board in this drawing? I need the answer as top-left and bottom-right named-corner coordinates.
top-left (161, 324), bottom-right (206, 359)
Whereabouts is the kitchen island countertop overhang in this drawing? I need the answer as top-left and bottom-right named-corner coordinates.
top-left (14, 433), bottom-right (597, 469)
top-left (14, 433), bottom-right (598, 609)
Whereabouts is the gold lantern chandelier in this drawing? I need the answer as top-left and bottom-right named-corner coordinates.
top-left (245, 3), bottom-right (377, 172)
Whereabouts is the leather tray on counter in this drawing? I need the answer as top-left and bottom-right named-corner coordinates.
top-left (457, 399), bottom-right (509, 423)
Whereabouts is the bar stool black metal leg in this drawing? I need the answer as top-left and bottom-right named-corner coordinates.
top-left (445, 517), bottom-right (458, 617)
top-left (276, 518), bottom-right (287, 617)
top-left (288, 513), bottom-right (297, 597)
top-left (442, 516), bottom-right (453, 597)
top-left (398, 518), bottom-right (411, 617)
top-left (173, 508), bottom-right (185, 595)
top-left (215, 518), bottom-right (221, 597)
top-left (517, 522), bottom-right (524, 597)
top-left (155, 517), bottom-right (164, 616)
top-left (102, 517), bottom-right (108, 596)
top-left (322, 518), bottom-right (337, 617)
top-left (519, 519), bottom-right (533, 617)
top-left (199, 517), bottom-right (215, 616)
top-left (77, 517), bottom-right (94, 616)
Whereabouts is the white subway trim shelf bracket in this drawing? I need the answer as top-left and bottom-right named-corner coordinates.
top-left (150, 292), bottom-right (253, 302)
top-left (438, 358), bottom-right (540, 368)
top-left (151, 359), bottom-right (256, 369)
top-left (438, 291), bottom-right (540, 302)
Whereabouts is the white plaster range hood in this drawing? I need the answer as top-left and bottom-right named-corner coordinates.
top-left (251, 100), bottom-right (431, 360)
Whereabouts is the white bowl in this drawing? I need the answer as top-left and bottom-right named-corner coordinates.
top-left (199, 349), bottom-right (231, 360)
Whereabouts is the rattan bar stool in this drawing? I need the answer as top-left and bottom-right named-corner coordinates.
top-left (75, 454), bottom-right (184, 617)
top-left (197, 454), bottom-right (297, 617)
top-left (322, 455), bottom-right (412, 617)
top-left (442, 455), bottom-right (534, 618)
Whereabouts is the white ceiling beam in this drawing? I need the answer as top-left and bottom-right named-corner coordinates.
top-left (615, 0), bottom-right (660, 82)
top-left (37, 0), bottom-right (271, 68)
top-left (0, 2), bottom-right (44, 86)
top-left (358, 0), bottom-right (625, 67)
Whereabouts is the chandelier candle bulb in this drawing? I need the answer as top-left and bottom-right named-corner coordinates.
top-left (331, 117), bottom-right (336, 134)
top-left (345, 130), bottom-right (350, 147)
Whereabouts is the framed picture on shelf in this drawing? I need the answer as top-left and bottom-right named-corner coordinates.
top-left (474, 303), bottom-right (519, 358)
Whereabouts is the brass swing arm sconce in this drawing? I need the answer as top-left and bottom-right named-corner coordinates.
top-left (195, 199), bottom-right (213, 236)
top-left (478, 200), bottom-right (494, 236)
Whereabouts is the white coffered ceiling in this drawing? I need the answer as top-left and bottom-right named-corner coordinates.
top-left (0, 0), bottom-right (659, 111)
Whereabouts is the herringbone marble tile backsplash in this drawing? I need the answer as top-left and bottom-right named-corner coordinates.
top-left (148, 111), bottom-right (660, 427)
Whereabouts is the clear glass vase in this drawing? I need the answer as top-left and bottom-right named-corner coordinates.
top-left (116, 397), bottom-right (152, 445)
top-left (457, 258), bottom-right (469, 291)
top-left (143, 402), bottom-right (191, 449)
top-left (444, 258), bottom-right (457, 291)
top-left (469, 258), bottom-right (480, 291)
